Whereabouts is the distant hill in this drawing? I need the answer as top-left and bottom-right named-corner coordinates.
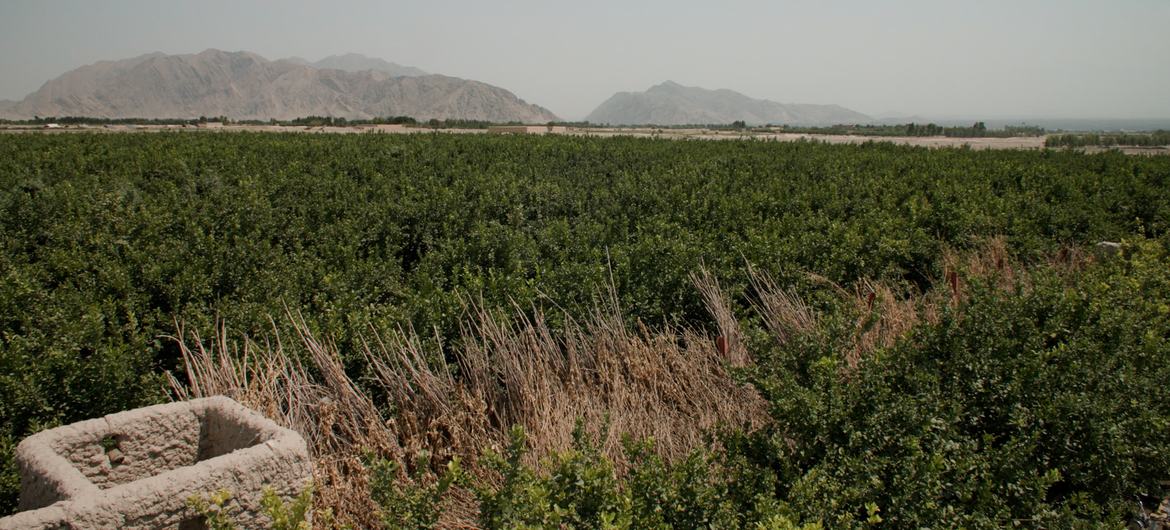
top-left (586, 81), bottom-right (869, 126)
top-left (306, 53), bottom-right (427, 77)
top-left (0, 49), bottom-right (558, 122)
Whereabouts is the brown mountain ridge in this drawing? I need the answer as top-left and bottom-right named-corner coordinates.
top-left (586, 81), bottom-right (870, 126)
top-left (1, 49), bottom-right (559, 122)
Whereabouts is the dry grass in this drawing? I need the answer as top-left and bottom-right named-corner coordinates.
top-left (169, 287), bottom-right (768, 528)
top-left (773, 237), bottom-right (1086, 375)
top-left (168, 239), bottom-right (1086, 527)
top-left (843, 278), bottom-right (930, 372)
top-left (942, 235), bottom-right (1019, 297)
top-left (169, 316), bottom-right (398, 527)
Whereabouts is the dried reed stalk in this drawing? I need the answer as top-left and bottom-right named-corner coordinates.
top-left (169, 241), bottom-right (1073, 527)
top-left (169, 289), bottom-right (768, 528)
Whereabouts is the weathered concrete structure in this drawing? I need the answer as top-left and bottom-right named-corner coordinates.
top-left (0, 397), bottom-right (311, 529)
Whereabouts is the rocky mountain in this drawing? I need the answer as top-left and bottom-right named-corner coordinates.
top-left (0, 49), bottom-right (558, 122)
top-left (585, 81), bottom-right (869, 126)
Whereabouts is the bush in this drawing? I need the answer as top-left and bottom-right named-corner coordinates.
top-left (187, 483), bottom-right (319, 530)
top-left (4, 132), bottom-right (1170, 516)
top-left (371, 422), bottom-right (818, 529)
top-left (368, 452), bottom-right (460, 530)
top-left (741, 239), bottom-right (1170, 528)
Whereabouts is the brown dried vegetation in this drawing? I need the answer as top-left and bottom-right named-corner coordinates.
top-left (170, 287), bottom-right (768, 527)
top-left (169, 238), bottom-right (1074, 527)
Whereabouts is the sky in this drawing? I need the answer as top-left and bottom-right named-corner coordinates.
top-left (1, 0), bottom-right (1168, 121)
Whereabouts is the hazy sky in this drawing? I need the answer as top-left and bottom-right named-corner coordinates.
top-left (1, 0), bottom-right (1168, 120)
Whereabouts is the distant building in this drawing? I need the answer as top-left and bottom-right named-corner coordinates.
top-left (198, 121), bottom-right (224, 129)
top-left (488, 125), bottom-right (567, 135)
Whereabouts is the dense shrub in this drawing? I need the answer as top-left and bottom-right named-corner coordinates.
top-left (368, 452), bottom-right (460, 530)
top-left (1046, 131), bottom-right (1170, 148)
top-left (2, 133), bottom-right (1169, 514)
top-left (739, 239), bottom-right (1170, 528)
top-left (187, 484), bottom-right (318, 530)
top-left (371, 424), bottom-right (821, 530)
top-left (364, 240), bottom-right (1170, 528)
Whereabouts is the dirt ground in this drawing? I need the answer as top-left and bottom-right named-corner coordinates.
top-left (3, 123), bottom-right (1167, 154)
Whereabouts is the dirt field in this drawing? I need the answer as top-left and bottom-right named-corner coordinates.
top-left (3, 123), bottom-right (1167, 154)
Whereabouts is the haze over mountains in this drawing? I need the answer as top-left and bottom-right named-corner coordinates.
top-left (0, 49), bottom-right (559, 122)
top-left (281, 53), bottom-right (428, 78)
top-left (0, 50), bottom-right (885, 126)
top-left (586, 81), bottom-right (871, 126)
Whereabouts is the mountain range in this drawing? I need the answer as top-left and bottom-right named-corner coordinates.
top-left (585, 81), bottom-right (870, 126)
top-left (0, 49), bottom-right (559, 122)
top-left (0, 51), bottom-right (874, 126)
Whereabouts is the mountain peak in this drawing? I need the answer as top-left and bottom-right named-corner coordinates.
top-left (194, 48), bottom-right (233, 57)
top-left (586, 83), bottom-right (869, 126)
top-left (310, 54), bottom-right (427, 77)
top-left (324, 52), bottom-right (370, 61)
top-left (649, 80), bottom-right (686, 92)
top-left (0, 50), bottom-right (557, 122)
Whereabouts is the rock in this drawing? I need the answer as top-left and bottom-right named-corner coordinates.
top-left (0, 397), bottom-right (312, 530)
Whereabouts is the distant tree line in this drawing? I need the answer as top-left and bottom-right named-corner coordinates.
top-left (1, 116), bottom-right (1065, 140)
top-left (234, 115), bottom-right (421, 127)
top-left (0, 116), bottom-right (214, 126)
top-left (426, 118), bottom-right (523, 129)
top-left (0, 115), bottom-right (524, 129)
top-left (1045, 130), bottom-right (1170, 148)
top-left (572, 121), bottom-right (1047, 137)
top-left (767, 122), bottom-right (1047, 138)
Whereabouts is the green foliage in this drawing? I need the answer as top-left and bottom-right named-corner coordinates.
top-left (455, 424), bottom-right (814, 530)
top-left (754, 515), bottom-right (824, 530)
top-left (2, 132), bottom-right (1170, 515)
top-left (741, 239), bottom-right (1170, 528)
top-left (187, 489), bottom-right (236, 530)
top-left (187, 483), bottom-right (319, 530)
top-left (539, 422), bottom-right (625, 529)
top-left (369, 452), bottom-right (461, 530)
top-left (441, 425), bottom-right (630, 529)
top-left (466, 425), bottom-right (571, 529)
top-left (1047, 130), bottom-right (1170, 148)
top-left (624, 438), bottom-right (752, 529)
top-left (768, 122), bottom-right (1045, 138)
top-left (260, 484), bottom-right (317, 530)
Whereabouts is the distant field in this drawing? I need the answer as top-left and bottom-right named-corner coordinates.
top-left (7, 123), bottom-right (1170, 154)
